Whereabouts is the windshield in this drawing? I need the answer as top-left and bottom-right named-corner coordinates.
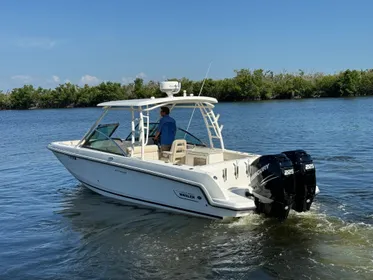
top-left (82, 123), bottom-right (125, 155)
top-left (125, 122), bottom-right (206, 147)
top-left (86, 123), bottom-right (119, 143)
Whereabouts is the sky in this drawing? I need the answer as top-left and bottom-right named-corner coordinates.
top-left (0, 0), bottom-right (372, 91)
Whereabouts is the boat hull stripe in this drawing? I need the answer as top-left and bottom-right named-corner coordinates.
top-left (78, 179), bottom-right (223, 219)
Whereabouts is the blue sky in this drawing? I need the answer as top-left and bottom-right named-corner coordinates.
top-left (0, 0), bottom-right (372, 91)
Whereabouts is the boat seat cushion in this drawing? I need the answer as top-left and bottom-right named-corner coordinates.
top-left (126, 145), bottom-right (158, 154)
top-left (126, 145), bottom-right (159, 160)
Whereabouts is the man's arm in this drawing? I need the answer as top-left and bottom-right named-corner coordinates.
top-left (154, 130), bottom-right (160, 140)
top-left (154, 119), bottom-right (164, 140)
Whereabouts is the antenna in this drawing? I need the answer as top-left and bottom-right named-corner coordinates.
top-left (185, 61), bottom-right (213, 132)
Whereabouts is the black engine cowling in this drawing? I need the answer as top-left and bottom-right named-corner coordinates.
top-left (249, 153), bottom-right (296, 220)
top-left (282, 150), bottom-right (316, 212)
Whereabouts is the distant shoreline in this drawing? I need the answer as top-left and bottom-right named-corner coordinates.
top-left (1, 68), bottom-right (372, 110)
top-left (2, 95), bottom-right (373, 112)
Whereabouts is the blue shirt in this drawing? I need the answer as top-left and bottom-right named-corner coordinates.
top-left (157, 115), bottom-right (176, 145)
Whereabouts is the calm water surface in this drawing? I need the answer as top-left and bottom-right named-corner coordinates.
top-left (1, 98), bottom-right (373, 279)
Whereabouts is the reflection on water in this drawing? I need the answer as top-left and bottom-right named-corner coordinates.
top-left (57, 185), bottom-right (373, 280)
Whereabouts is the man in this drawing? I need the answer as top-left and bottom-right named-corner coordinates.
top-left (154, 106), bottom-right (176, 152)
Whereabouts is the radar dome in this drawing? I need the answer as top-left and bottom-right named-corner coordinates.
top-left (160, 81), bottom-right (181, 97)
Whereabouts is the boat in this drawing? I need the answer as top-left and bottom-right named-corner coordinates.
top-left (48, 81), bottom-right (320, 220)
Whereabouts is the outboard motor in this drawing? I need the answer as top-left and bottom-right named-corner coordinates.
top-left (282, 150), bottom-right (316, 212)
top-left (249, 153), bottom-right (295, 220)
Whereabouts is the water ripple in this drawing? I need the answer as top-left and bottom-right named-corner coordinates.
top-left (2, 99), bottom-right (373, 279)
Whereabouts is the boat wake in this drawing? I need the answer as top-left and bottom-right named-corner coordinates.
top-left (57, 185), bottom-right (373, 279)
top-left (221, 202), bottom-right (373, 279)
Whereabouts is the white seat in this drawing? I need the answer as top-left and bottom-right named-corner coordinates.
top-left (126, 145), bottom-right (158, 154)
top-left (126, 145), bottom-right (159, 160)
top-left (161, 139), bottom-right (187, 164)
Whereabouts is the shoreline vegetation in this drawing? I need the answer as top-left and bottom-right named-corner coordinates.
top-left (1, 69), bottom-right (373, 110)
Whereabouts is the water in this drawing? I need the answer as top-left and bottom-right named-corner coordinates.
top-left (1, 97), bottom-right (373, 279)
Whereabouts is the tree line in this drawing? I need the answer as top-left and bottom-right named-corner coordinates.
top-left (1, 68), bottom-right (373, 110)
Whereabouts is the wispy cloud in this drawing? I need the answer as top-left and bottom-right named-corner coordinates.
top-left (52, 75), bottom-right (60, 83)
top-left (136, 72), bottom-right (147, 79)
top-left (15, 37), bottom-right (58, 49)
top-left (121, 76), bottom-right (134, 84)
top-left (11, 75), bottom-right (33, 84)
top-left (122, 72), bottom-right (147, 84)
top-left (79, 75), bottom-right (100, 86)
top-left (5, 75), bottom-right (74, 90)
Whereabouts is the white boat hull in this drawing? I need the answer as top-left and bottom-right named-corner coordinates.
top-left (51, 147), bottom-right (257, 219)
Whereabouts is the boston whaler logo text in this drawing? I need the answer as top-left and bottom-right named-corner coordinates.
top-left (174, 190), bottom-right (199, 202)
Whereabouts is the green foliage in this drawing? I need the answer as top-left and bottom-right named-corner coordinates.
top-left (0, 91), bottom-right (10, 109)
top-left (9, 85), bottom-right (35, 109)
top-left (2, 69), bottom-right (373, 110)
top-left (336, 70), bottom-right (361, 97)
top-left (359, 70), bottom-right (373, 96)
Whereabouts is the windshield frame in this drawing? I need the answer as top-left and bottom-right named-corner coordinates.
top-left (124, 122), bottom-right (207, 147)
top-left (76, 100), bottom-right (224, 159)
